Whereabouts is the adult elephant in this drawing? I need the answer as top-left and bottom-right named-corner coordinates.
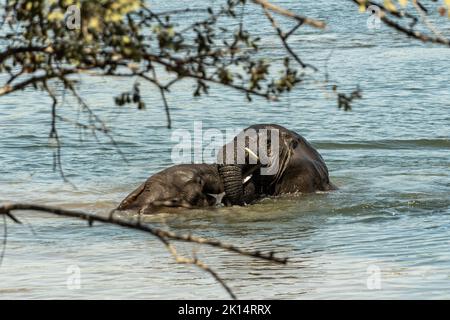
top-left (217, 124), bottom-right (336, 205)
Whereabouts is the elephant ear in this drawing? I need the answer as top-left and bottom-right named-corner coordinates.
top-left (270, 134), bottom-right (293, 186)
top-left (117, 181), bottom-right (146, 210)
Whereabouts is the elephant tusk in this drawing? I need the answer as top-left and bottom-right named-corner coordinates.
top-left (207, 192), bottom-right (226, 205)
top-left (243, 174), bottom-right (252, 184)
top-left (245, 147), bottom-right (275, 168)
top-left (245, 147), bottom-right (259, 161)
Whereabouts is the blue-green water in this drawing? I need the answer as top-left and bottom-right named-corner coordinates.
top-left (0, 0), bottom-right (449, 299)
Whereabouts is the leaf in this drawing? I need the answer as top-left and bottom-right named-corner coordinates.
top-left (398, 0), bottom-right (408, 8)
top-left (48, 11), bottom-right (64, 21)
top-left (359, 4), bottom-right (366, 13)
top-left (384, 0), bottom-right (398, 12)
top-left (444, 0), bottom-right (450, 18)
top-left (88, 17), bottom-right (100, 30)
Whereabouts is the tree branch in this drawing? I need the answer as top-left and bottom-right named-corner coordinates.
top-left (42, 81), bottom-right (73, 185)
top-left (0, 202), bottom-right (288, 299)
top-left (165, 242), bottom-right (237, 299)
top-left (0, 45), bottom-right (50, 64)
top-left (0, 203), bottom-right (288, 264)
top-left (252, 0), bottom-right (326, 29)
top-left (0, 69), bottom-right (76, 96)
top-left (262, 5), bottom-right (317, 71)
top-left (350, 0), bottom-right (450, 47)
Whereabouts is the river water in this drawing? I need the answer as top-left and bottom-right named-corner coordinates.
top-left (0, 0), bottom-right (449, 299)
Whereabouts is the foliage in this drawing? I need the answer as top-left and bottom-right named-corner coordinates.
top-left (0, 0), bottom-right (326, 125)
top-left (1, 0), bottom-right (449, 174)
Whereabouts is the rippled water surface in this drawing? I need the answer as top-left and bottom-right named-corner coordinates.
top-left (1, 1), bottom-right (450, 299)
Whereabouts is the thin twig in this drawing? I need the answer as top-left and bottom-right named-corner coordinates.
top-left (0, 69), bottom-right (77, 96)
top-left (150, 68), bottom-right (172, 129)
top-left (252, 0), bottom-right (326, 29)
top-left (59, 77), bottom-right (129, 163)
top-left (262, 6), bottom-right (317, 71)
top-left (165, 243), bottom-right (237, 299)
top-left (0, 203), bottom-right (288, 264)
top-left (350, 0), bottom-right (450, 46)
top-left (411, 0), bottom-right (444, 39)
top-left (43, 81), bottom-right (74, 187)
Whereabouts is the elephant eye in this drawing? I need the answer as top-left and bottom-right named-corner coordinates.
top-left (291, 140), bottom-right (298, 149)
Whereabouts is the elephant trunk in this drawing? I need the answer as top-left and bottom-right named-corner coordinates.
top-left (218, 164), bottom-right (244, 205)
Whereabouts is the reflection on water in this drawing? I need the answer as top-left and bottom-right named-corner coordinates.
top-left (0, 0), bottom-right (450, 299)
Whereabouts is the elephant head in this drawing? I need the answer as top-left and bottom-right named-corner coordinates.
top-left (117, 164), bottom-right (225, 214)
top-left (217, 124), bottom-right (296, 205)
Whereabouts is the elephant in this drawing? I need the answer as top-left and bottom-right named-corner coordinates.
top-left (117, 163), bottom-right (261, 213)
top-left (117, 164), bottom-right (227, 214)
top-left (217, 124), bottom-right (336, 205)
top-left (117, 124), bottom-right (335, 213)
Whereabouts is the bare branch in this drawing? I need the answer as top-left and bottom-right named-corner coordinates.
top-left (262, 6), bottom-right (317, 71)
top-left (142, 53), bottom-right (277, 100)
top-left (42, 81), bottom-right (74, 186)
top-left (0, 202), bottom-right (289, 299)
top-left (165, 243), bottom-right (237, 299)
top-left (381, 14), bottom-right (450, 46)
top-left (351, 0), bottom-right (450, 47)
top-left (0, 203), bottom-right (289, 264)
top-left (58, 77), bottom-right (128, 162)
top-left (252, 0), bottom-right (326, 29)
top-left (0, 69), bottom-right (76, 96)
top-left (147, 69), bottom-right (172, 129)
top-left (411, 0), bottom-right (444, 39)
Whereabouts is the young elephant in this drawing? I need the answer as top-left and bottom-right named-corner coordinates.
top-left (117, 162), bottom-right (264, 213)
top-left (117, 164), bottom-right (227, 214)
